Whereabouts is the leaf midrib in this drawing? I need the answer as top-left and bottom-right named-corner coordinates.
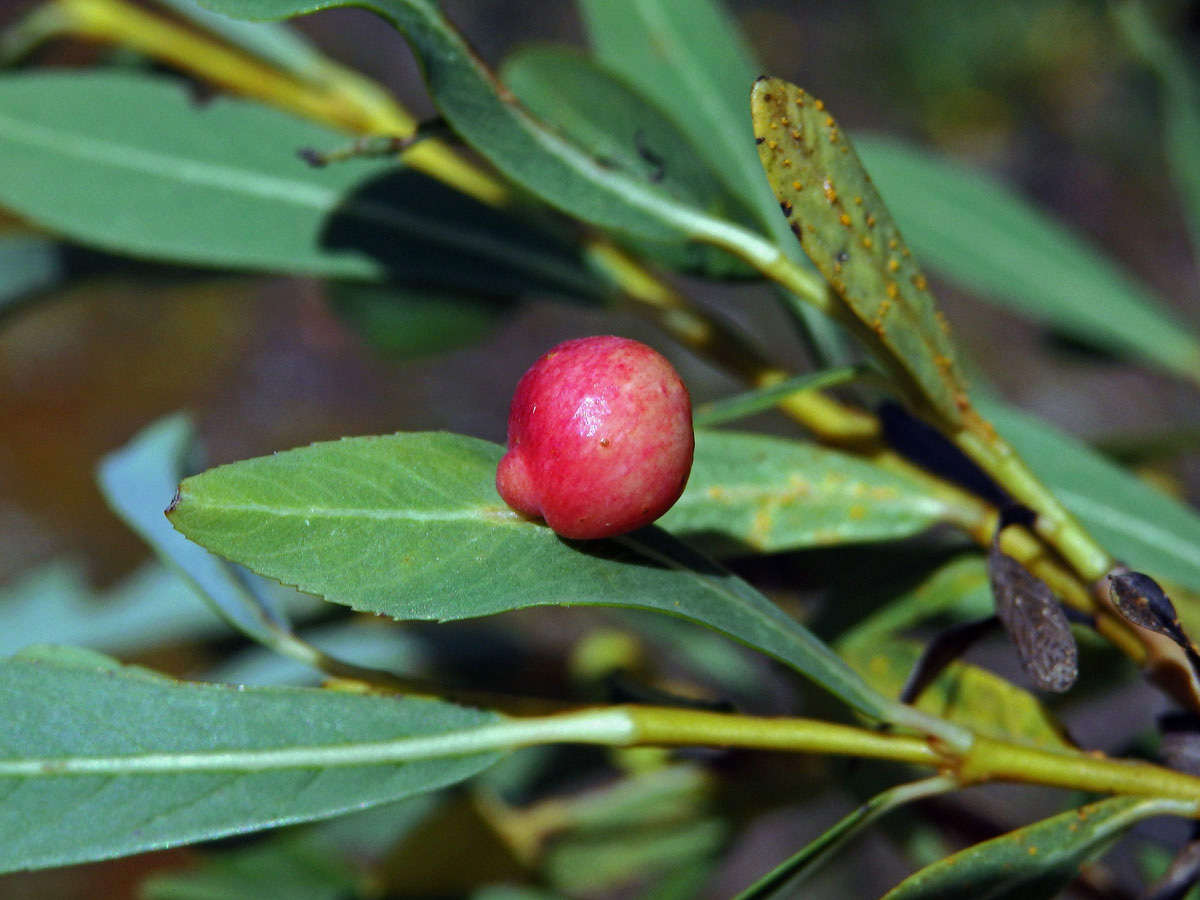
top-left (179, 496), bottom-right (518, 524)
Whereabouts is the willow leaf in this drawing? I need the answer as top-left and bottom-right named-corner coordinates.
top-left (0, 646), bottom-right (501, 872)
top-left (881, 796), bottom-right (1196, 900)
top-left (0, 71), bottom-right (595, 295)
top-left (856, 135), bottom-right (1200, 382)
top-left (197, 0), bottom-right (757, 256)
top-left (167, 432), bottom-right (903, 721)
top-left (751, 77), bottom-right (970, 426)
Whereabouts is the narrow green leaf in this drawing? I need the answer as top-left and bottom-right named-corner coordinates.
top-left (576, 0), bottom-right (849, 354)
top-left (855, 135), bottom-right (1200, 382)
top-left (0, 71), bottom-right (598, 295)
top-left (659, 430), bottom-right (959, 553)
top-left (839, 637), bottom-right (1073, 752)
top-left (97, 413), bottom-right (318, 644)
top-left (0, 648), bottom-right (502, 872)
top-left (166, 432), bottom-right (903, 720)
top-left (205, 619), bottom-right (424, 686)
top-left (732, 777), bottom-right (954, 900)
top-left (1113, 0), bottom-right (1200, 269)
top-left (577, 0), bottom-right (761, 214)
top-left (501, 44), bottom-right (756, 277)
top-left (980, 399), bottom-right (1200, 594)
top-left (196, 0), bottom-right (770, 259)
top-left (691, 365), bottom-right (868, 428)
top-left (751, 78), bottom-right (970, 426)
top-left (538, 765), bottom-right (722, 894)
top-left (880, 796), bottom-right (1196, 900)
top-left (0, 561), bottom-right (227, 656)
top-left (546, 819), bottom-right (724, 894)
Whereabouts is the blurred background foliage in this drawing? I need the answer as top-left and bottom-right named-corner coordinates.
top-left (2, 0), bottom-right (1200, 897)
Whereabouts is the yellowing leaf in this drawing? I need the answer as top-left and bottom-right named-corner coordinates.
top-left (751, 77), bottom-right (969, 426)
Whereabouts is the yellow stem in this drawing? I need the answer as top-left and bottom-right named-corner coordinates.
top-left (47, 0), bottom-right (508, 204)
top-left (622, 706), bottom-right (1200, 806)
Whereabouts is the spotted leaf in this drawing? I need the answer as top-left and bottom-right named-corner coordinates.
top-left (751, 77), bottom-right (969, 426)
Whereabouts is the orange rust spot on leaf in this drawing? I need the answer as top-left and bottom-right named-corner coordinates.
top-left (911, 273), bottom-right (928, 291)
top-left (886, 282), bottom-right (899, 300)
top-left (790, 130), bottom-right (801, 140)
top-left (814, 98), bottom-right (825, 110)
top-left (854, 196), bottom-right (863, 205)
top-left (861, 236), bottom-right (873, 249)
top-left (887, 258), bottom-right (900, 272)
top-left (839, 213), bottom-right (852, 226)
top-left (823, 180), bottom-right (838, 204)
top-left (792, 180), bottom-right (803, 190)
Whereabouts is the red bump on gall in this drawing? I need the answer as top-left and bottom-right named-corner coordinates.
top-left (496, 335), bottom-right (694, 540)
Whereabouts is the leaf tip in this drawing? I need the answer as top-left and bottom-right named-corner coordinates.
top-left (164, 486), bottom-right (183, 519)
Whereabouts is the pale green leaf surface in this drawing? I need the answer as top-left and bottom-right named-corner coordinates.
top-left (880, 796), bottom-right (1195, 900)
top-left (501, 44), bottom-right (755, 277)
top-left (855, 135), bottom-right (1200, 382)
top-left (981, 399), bottom-right (1200, 593)
top-left (97, 413), bottom-right (317, 645)
top-left (0, 71), bottom-right (596, 295)
top-left (839, 637), bottom-right (1072, 752)
top-left (0, 647), bottom-right (501, 872)
top-left (751, 78), bottom-right (969, 426)
top-left (546, 818), bottom-right (724, 893)
top-left (0, 561), bottom-right (227, 656)
top-left (204, 619), bottom-right (425, 686)
top-left (659, 430), bottom-right (955, 553)
top-left (575, 0), bottom-right (772, 232)
top-left (1113, 0), bottom-right (1200, 266)
top-left (167, 432), bottom-right (898, 719)
top-left (538, 766), bottom-right (720, 893)
top-left (198, 0), bottom-right (739, 249)
top-left (576, 0), bottom-right (848, 356)
top-left (732, 778), bottom-right (953, 900)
